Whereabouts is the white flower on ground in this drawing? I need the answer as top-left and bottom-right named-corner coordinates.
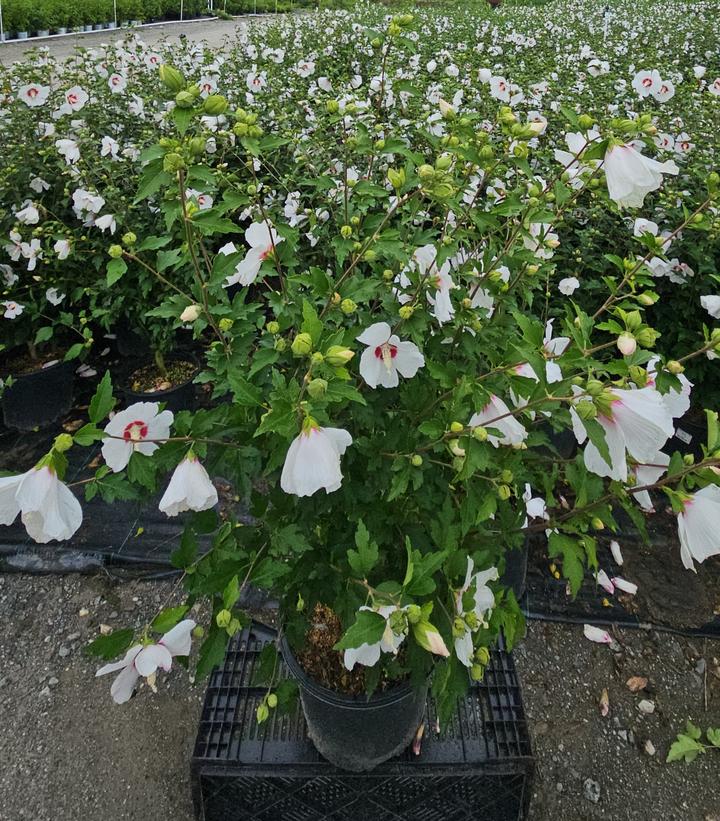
top-left (159, 456), bottom-right (218, 517)
top-left (454, 557), bottom-right (498, 667)
top-left (596, 569), bottom-right (615, 594)
top-left (570, 386), bottom-right (674, 481)
top-left (343, 605), bottom-right (407, 671)
top-left (701, 295), bottom-right (720, 319)
top-left (101, 402), bottom-right (174, 473)
top-left (95, 619), bottom-right (196, 704)
top-left (18, 84), bottom-right (50, 107)
top-left (357, 322), bottom-right (424, 389)
top-left (677, 485), bottom-right (720, 571)
top-left (2, 301), bottom-right (24, 319)
top-left (225, 222), bottom-right (283, 287)
top-left (470, 394), bottom-right (528, 448)
top-left (558, 277), bottom-right (580, 295)
top-left (583, 624), bottom-right (612, 644)
top-left (604, 144), bottom-right (679, 209)
top-left (612, 577), bottom-right (638, 595)
top-left (280, 424), bottom-right (352, 497)
top-left (0, 466), bottom-right (82, 544)
top-left (610, 540), bottom-right (623, 566)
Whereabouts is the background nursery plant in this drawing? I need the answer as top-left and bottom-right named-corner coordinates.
top-left (0, 0), bottom-right (719, 770)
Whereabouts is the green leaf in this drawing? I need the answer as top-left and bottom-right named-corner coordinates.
top-left (172, 106), bottom-right (194, 135)
top-left (548, 532), bottom-right (585, 595)
top-left (301, 300), bottom-right (323, 345)
top-left (227, 372), bottom-right (262, 406)
top-left (334, 610), bottom-right (386, 650)
top-left (63, 343), bottom-right (84, 361)
top-left (88, 371), bottom-right (115, 424)
top-left (196, 625), bottom-right (229, 681)
top-left (137, 235), bottom-right (172, 252)
top-left (84, 628), bottom-right (134, 660)
top-left (706, 728), bottom-right (720, 747)
top-left (223, 576), bottom-right (241, 610)
top-left (347, 519), bottom-right (379, 577)
top-left (171, 527), bottom-right (198, 569)
top-left (582, 138), bottom-right (610, 162)
top-left (402, 536), bottom-right (414, 587)
top-left (706, 410), bottom-right (719, 453)
top-left (34, 326), bottom-right (53, 344)
top-left (73, 423), bottom-right (105, 446)
top-left (666, 733), bottom-right (705, 763)
top-left (151, 605), bottom-right (189, 634)
top-left (106, 258), bottom-right (127, 286)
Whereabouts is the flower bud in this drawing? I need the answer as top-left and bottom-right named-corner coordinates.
top-left (256, 703), bottom-right (269, 723)
top-left (387, 168), bottom-right (405, 189)
top-left (417, 164), bottom-right (435, 180)
top-left (266, 320), bottom-right (280, 335)
top-left (497, 484), bottom-right (511, 501)
top-left (227, 617), bottom-right (241, 636)
top-left (163, 152), bottom-right (185, 173)
top-left (449, 439), bottom-right (465, 457)
top-left (500, 469), bottom-right (513, 483)
top-left (464, 611), bottom-right (479, 630)
top-left (617, 333), bottom-right (637, 356)
top-left (450, 421), bottom-right (464, 433)
top-left (53, 433), bottom-right (73, 453)
top-left (340, 298), bottom-right (357, 315)
top-left (219, 318), bottom-right (233, 332)
top-left (637, 291), bottom-right (658, 306)
top-left (311, 352), bottom-right (324, 365)
top-left (470, 664), bottom-right (485, 681)
top-left (472, 426), bottom-right (488, 442)
top-left (406, 604), bottom-right (422, 624)
top-left (192, 625), bottom-right (205, 638)
top-left (411, 454), bottom-right (423, 467)
top-left (216, 609), bottom-right (232, 628)
top-left (575, 401), bottom-right (598, 420)
top-left (267, 693), bottom-right (278, 709)
top-left (325, 345), bottom-right (354, 366)
top-left (591, 517), bottom-right (605, 530)
top-left (438, 98), bottom-right (455, 119)
top-left (274, 338), bottom-right (287, 352)
top-left (398, 305), bottom-right (414, 319)
top-left (307, 378), bottom-right (328, 399)
top-left (635, 327), bottom-right (658, 347)
top-left (326, 100), bottom-right (339, 114)
top-left (203, 94), bottom-right (228, 116)
top-left (174, 90), bottom-right (196, 109)
top-left (435, 154), bottom-right (452, 171)
top-left (666, 360), bottom-right (684, 374)
top-left (683, 453), bottom-right (695, 465)
top-left (291, 333), bottom-right (314, 357)
top-left (122, 231), bottom-right (137, 246)
top-left (578, 114), bottom-right (595, 130)
top-left (363, 249), bottom-right (377, 262)
top-left (180, 304), bottom-right (202, 322)
top-left (586, 379), bottom-right (604, 396)
top-left (628, 365), bottom-right (648, 387)
top-left (453, 617), bottom-right (467, 637)
top-left (340, 225), bottom-right (353, 239)
top-left (159, 64), bottom-right (185, 93)
top-left (108, 244), bottom-right (123, 259)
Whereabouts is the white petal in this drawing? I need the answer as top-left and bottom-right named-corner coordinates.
top-left (343, 642), bottom-right (381, 670)
top-left (583, 624), bottom-right (612, 643)
top-left (110, 664), bottom-right (141, 704)
top-left (357, 322), bottom-right (391, 346)
top-left (610, 540), bottom-right (624, 567)
top-left (96, 645), bottom-right (142, 677)
top-left (134, 643), bottom-right (173, 677)
top-left (454, 630), bottom-right (474, 667)
top-left (160, 619), bottom-right (196, 656)
top-left (0, 473), bottom-right (24, 525)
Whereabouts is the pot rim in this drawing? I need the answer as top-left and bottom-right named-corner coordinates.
top-left (280, 633), bottom-right (421, 709)
top-left (122, 353), bottom-right (199, 399)
top-left (3, 355), bottom-right (75, 381)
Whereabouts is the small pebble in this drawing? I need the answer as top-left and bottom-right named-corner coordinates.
top-left (638, 699), bottom-right (655, 714)
top-left (99, 624), bottom-right (112, 636)
top-left (583, 778), bottom-right (601, 804)
top-left (79, 608), bottom-right (89, 617)
top-left (67, 632), bottom-right (80, 642)
top-left (644, 740), bottom-right (656, 756)
top-left (39, 686), bottom-right (51, 697)
top-left (556, 783), bottom-right (563, 793)
top-left (48, 677), bottom-right (59, 687)
top-left (58, 647), bottom-right (70, 658)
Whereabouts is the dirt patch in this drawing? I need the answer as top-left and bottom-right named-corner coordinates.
top-left (127, 358), bottom-right (197, 393)
top-left (2, 349), bottom-right (68, 377)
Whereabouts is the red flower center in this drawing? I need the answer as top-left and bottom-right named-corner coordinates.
top-left (68, 94), bottom-right (78, 104)
top-left (28, 87), bottom-right (39, 97)
top-left (374, 344), bottom-right (398, 360)
top-left (123, 420), bottom-right (149, 442)
top-left (642, 78), bottom-right (652, 87)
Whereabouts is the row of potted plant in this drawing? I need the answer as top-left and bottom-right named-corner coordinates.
top-left (0, 0), bottom-right (211, 40)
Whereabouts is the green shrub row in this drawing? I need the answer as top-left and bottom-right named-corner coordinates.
top-left (1, 0), bottom-right (210, 34)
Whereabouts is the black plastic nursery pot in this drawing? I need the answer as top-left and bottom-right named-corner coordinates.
top-left (122, 354), bottom-right (198, 414)
top-left (501, 539), bottom-right (529, 601)
top-left (280, 634), bottom-right (429, 773)
top-left (2, 359), bottom-right (75, 432)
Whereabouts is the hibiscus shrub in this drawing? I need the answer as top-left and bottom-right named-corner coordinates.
top-left (1, 2), bottom-right (720, 719)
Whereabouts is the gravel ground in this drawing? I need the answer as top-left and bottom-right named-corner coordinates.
top-left (0, 17), bottom-right (271, 65)
top-left (1, 572), bottom-right (718, 821)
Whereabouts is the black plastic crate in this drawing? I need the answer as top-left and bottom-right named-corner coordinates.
top-left (191, 622), bottom-right (534, 821)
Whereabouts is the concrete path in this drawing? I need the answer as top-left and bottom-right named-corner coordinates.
top-left (0, 16), bottom-right (270, 64)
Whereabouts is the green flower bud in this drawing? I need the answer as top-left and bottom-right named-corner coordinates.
top-left (53, 433), bottom-right (73, 453)
top-left (435, 154), bottom-right (452, 171)
top-left (628, 365), bottom-right (648, 387)
top-left (371, 37), bottom-right (382, 48)
top-left (406, 604), bottom-right (422, 624)
top-left (417, 164), bottom-right (435, 180)
top-left (430, 182), bottom-right (454, 199)
top-left (707, 172), bottom-right (720, 194)
top-left (246, 184), bottom-right (257, 196)
top-left (450, 421), bottom-right (464, 433)
top-left (363, 249), bottom-right (377, 262)
top-left (475, 646), bottom-right (490, 665)
top-left (577, 114), bottom-right (595, 130)
top-left (683, 453), bottom-right (695, 465)
top-left (470, 664), bottom-right (485, 681)
top-left (307, 378), bottom-right (328, 399)
top-left (666, 360), bottom-right (684, 374)
top-left (479, 145), bottom-right (494, 160)
top-left (340, 298), bottom-right (357, 315)
top-left (163, 152), bottom-right (185, 173)
top-left (452, 617), bottom-right (467, 638)
top-left (267, 693), bottom-right (278, 709)
top-left (266, 321), bottom-right (280, 335)
top-left (340, 225), bottom-right (353, 239)
top-left (122, 232), bottom-right (137, 246)
top-left (216, 609), bottom-right (232, 628)
top-left (497, 484), bottom-right (512, 501)
top-left (108, 244), bottom-right (123, 259)
top-left (227, 617), bottom-right (241, 636)
top-left (411, 454), bottom-right (423, 467)
top-left (188, 137), bottom-right (206, 156)
top-left (325, 346), bottom-right (354, 366)
top-left (159, 64), bottom-right (185, 93)
top-left (500, 469), bottom-right (513, 483)
top-left (175, 90), bottom-right (196, 109)
top-left (586, 379), bottom-right (604, 396)
top-left (219, 318), bottom-right (233, 332)
top-left (274, 338), bottom-right (287, 352)
top-left (203, 94), bottom-right (228, 116)
top-left (350, 216), bottom-right (361, 227)
top-left (575, 401), bottom-right (598, 421)
top-left (326, 100), bottom-right (339, 114)
top-left (591, 517), bottom-right (605, 530)
top-left (311, 352), bottom-right (325, 365)
top-left (472, 426), bottom-right (488, 442)
top-left (637, 291), bottom-right (658, 306)
top-left (398, 305), bottom-right (414, 319)
top-left (387, 168), bottom-right (405, 190)
top-left (635, 327), bottom-right (659, 347)
top-left (192, 625), bottom-right (205, 639)
top-left (291, 333), bottom-right (313, 357)
top-left (464, 611), bottom-right (479, 630)
top-left (256, 703), bottom-right (269, 723)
